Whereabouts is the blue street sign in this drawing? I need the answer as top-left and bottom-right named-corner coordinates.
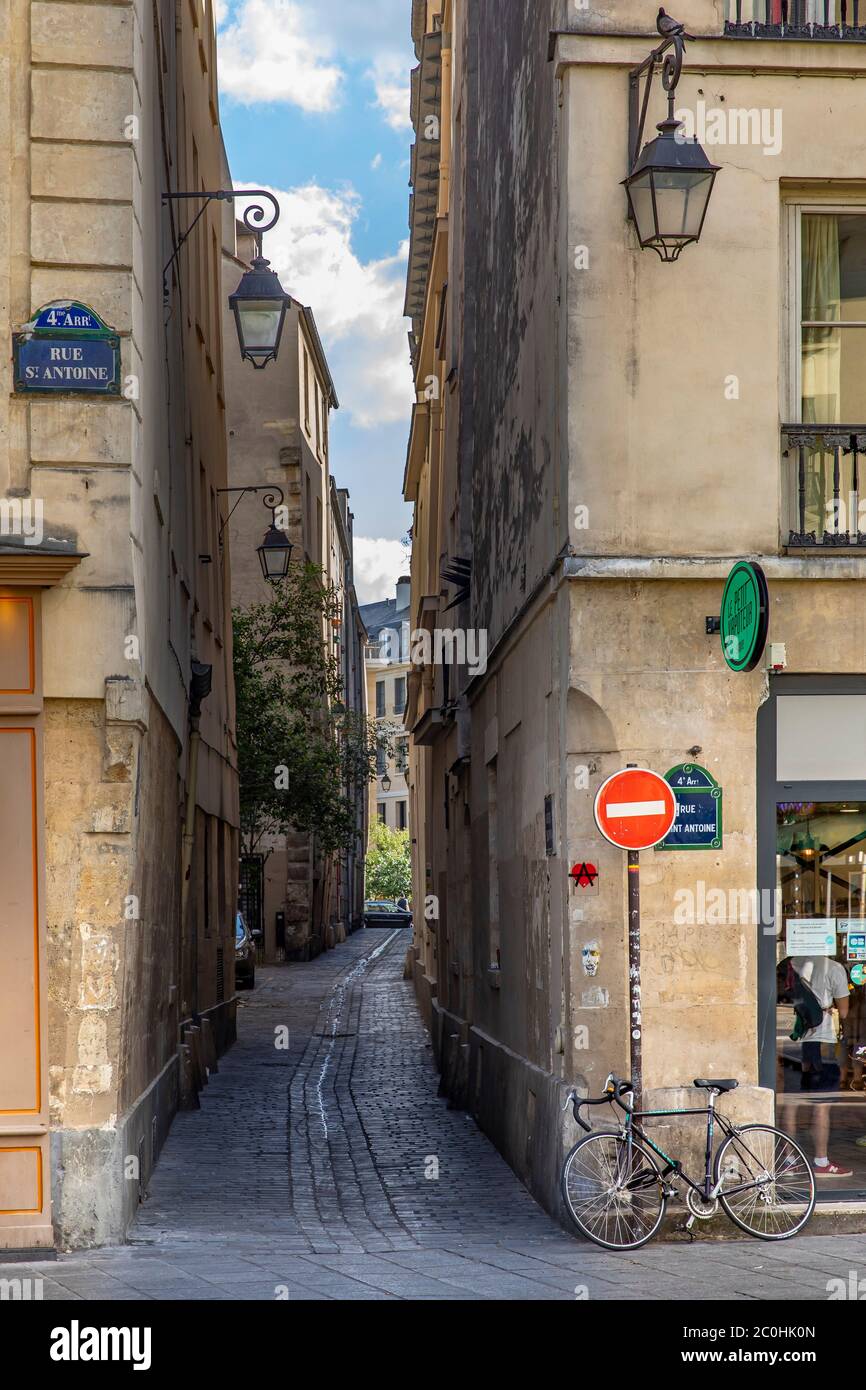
top-left (657, 763), bottom-right (723, 850)
top-left (13, 300), bottom-right (121, 396)
top-left (32, 303), bottom-right (105, 333)
top-left (15, 337), bottom-right (120, 393)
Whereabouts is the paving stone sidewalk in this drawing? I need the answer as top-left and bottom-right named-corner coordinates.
top-left (3, 928), bottom-right (866, 1300)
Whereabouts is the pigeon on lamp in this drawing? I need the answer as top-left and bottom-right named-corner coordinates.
top-left (656, 8), bottom-right (696, 41)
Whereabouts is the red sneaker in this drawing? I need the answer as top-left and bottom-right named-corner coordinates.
top-left (814, 1161), bottom-right (853, 1177)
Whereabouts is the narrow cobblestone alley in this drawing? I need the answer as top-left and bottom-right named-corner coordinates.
top-left (3, 929), bottom-right (866, 1301)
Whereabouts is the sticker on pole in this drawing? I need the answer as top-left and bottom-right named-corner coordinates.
top-left (593, 767), bottom-right (677, 851)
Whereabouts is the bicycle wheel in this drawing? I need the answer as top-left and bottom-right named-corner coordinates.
top-left (561, 1131), bottom-right (667, 1250)
top-left (714, 1124), bottom-right (815, 1240)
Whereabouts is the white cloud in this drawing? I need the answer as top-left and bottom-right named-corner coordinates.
top-left (218, 0), bottom-right (343, 112)
top-left (371, 153), bottom-right (383, 171)
top-left (353, 539), bottom-right (410, 604)
top-left (305, 0), bottom-right (412, 57)
top-left (217, 0), bottom-right (414, 130)
top-left (367, 56), bottom-right (412, 132)
top-left (237, 182), bottom-right (413, 431)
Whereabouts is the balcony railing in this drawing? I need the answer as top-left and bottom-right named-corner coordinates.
top-left (783, 425), bottom-right (866, 547)
top-left (726, 1), bottom-right (866, 36)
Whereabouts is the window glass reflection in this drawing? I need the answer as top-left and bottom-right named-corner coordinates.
top-left (776, 802), bottom-right (866, 1190)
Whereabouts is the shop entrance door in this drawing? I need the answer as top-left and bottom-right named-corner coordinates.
top-left (0, 592), bottom-right (51, 1248)
top-left (759, 677), bottom-right (866, 1199)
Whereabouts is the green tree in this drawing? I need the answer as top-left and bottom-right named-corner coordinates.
top-left (233, 562), bottom-right (386, 859)
top-left (365, 822), bottom-right (412, 901)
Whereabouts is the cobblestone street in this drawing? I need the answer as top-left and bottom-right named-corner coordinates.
top-left (3, 929), bottom-right (866, 1301)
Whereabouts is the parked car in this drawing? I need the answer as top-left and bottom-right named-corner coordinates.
top-left (363, 899), bottom-right (412, 929)
top-left (235, 910), bottom-right (257, 989)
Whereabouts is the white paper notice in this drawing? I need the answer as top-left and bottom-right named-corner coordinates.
top-left (785, 919), bottom-right (837, 956)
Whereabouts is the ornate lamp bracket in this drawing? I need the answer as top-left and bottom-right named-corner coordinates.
top-left (161, 189), bottom-right (280, 301)
top-left (216, 485), bottom-right (285, 542)
top-left (628, 33), bottom-right (685, 171)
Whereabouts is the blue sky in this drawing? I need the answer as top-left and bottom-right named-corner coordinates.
top-left (216, 0), bottom-right (415, 601)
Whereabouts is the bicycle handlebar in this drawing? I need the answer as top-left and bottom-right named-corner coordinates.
top-left (567, 1075), bottom-right (634, 1132)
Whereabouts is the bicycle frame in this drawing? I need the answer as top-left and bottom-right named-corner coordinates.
top-left (616, 1094), bottom-right (771, 1203)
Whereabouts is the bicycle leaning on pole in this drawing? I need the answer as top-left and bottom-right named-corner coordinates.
top-left (560, 1074), bottom-right (815, 1250)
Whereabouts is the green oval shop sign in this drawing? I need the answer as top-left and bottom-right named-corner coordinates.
top-left (720, 561), bottom-right (769, 672)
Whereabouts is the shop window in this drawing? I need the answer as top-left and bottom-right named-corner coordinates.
top-left (776, 800), bottom-right (866, 1190)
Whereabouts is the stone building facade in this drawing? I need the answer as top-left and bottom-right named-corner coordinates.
top-left (361, 578), bottom-right (412, 834)
top-left (329, 479), bottom-right (369, 939)
top-left (222, 223), bottom-right (367, 961)
top-left (0, 0), bottom-right (238, 1251)
top-left (404, 0), bottom-right (866, 1221)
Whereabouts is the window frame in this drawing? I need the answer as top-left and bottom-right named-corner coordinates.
top-left (784, 199), bottom-right (866, 424)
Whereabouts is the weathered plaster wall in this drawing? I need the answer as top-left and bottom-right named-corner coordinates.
top-left (555, 31), bottom-right (866, 1105)
top-left (560, 46), bottom-right (866, 560)
top-left (466, 0), bottom-right (563, 649)
top-left (567, 1), bottom-right (725, 35)
top-left (0, 0), bottom-right (239, 1248)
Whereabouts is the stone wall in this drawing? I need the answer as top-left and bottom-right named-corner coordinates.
top-left (44, 688), bottom-right (182, 1247)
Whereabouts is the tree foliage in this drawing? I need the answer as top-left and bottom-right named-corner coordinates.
top-left (365, 822), bottom-right (412, 901)
top-left (233, 562), bottom-right (385, 858)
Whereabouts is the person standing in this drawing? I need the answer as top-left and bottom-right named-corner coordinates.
top-left (791, 953), bottom-right (852, 1178)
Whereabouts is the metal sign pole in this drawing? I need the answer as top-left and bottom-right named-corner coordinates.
top-left (627, 848), bottom-right (642, 1111)
top-left (595, 762), bottom-right (675, 1116)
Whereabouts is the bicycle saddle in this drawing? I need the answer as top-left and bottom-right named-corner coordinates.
top-left (693, 1078), bottom-right (738, 1092)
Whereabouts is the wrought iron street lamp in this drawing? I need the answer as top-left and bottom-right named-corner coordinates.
top-left (217, 486), bottom-right (292, 582)
top-left (623, 19), bottom-right (719, 262)
top-left (381, 773), bottom-right (392, 793)
top-left (229, 254), bottom-right (291, 370)
top-left (257, 517), bottom-right (293, 582)
top-left (162, 188), bottom-right (290, 365)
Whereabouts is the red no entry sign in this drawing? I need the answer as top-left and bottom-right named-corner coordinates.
top-left (593, 767), bottom-right (677, 851)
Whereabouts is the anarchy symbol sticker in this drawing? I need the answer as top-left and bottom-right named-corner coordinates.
top-left (570, 861), bottom-right (599, 894)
